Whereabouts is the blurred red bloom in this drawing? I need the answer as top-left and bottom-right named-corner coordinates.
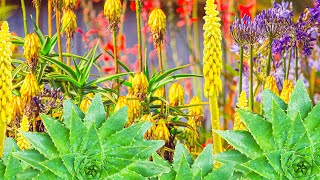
top-left (103, 66), bottom-right (115, 74)
top-left (238, 2), bottom-right (254, 18)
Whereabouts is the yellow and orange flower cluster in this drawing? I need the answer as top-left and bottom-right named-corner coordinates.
top-left (148, 8), bottom-right (166, 44)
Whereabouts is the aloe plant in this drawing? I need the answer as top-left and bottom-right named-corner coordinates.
top-left (1, 94), bottom-right (169, 179)
top-left (214, 80), bottom-right (320, 179)
top-left (153, 143), bottom-right (235, 180)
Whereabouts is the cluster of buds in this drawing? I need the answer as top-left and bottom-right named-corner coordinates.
top-left (80, 93), bottom-right (94, 113)
top-left (153, 119), bottom-right (170, 142)
top-left (185, 117), bottom-right (198, 148)
top-left (280, 80), bottom-right (294, 103)
top-left (62, 9), bottom-right (77, 38)
top-left (16, 115), bottom-right (30, 150)
top-left (153, 87), bottom-right (165, 106)
top-left (139, 114), bottom-right (156, 140)
top-left (63, 0), bottom-right (77, 10)
top-left (114, 95), bottom-right (141, 127)
top-left (148, 8), bottom-right (166, 45)
top-left (20, 73), bottom-right (40, 106)
top-left (131, 72), bottom-right (149, 99)
top-left (12, 96), bottom-right (23, 127)
top-left (188, 96), bottom-right (204, 126)
top-left (104, 0), bottom-right (122, 30)
top-left (234, 91), bottom-right (249, 131)
top-left (169, 83), bottom-right (184, 106)
top-left (23, 33), bottom-right (40, 73)
top-left (264, 75), bottom-right (279, 96)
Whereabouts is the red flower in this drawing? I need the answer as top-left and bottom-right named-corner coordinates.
top-left (103, 66), bottom-right (115, 74)
top-left (238, 2), bottom-right (254, 18)
top-left (130, 1), bottom-right (136, 11)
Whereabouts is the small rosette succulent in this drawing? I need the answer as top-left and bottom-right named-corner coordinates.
top-left (214, 80), bottom-right (320, 179)
top-left (2, 94), bottom-right (169, 179)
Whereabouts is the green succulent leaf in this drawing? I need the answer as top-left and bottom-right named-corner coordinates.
top-left (243, 156), bottom-right (279, 179)
top-left (63, 99), bottom-right (84, 128)
top-left (175, 155), bottom-right (193, 180)
top-left (191, 144), bottom-right (214, 178)
top-left (262, 90), bottom-right (287, 121)
top-left (203, 163), bottom-right (235, 180)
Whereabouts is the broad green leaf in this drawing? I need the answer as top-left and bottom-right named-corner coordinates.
top-left (243, 171), bottom-right (266, 180)
top-left (41, 56), bottom-right (77, 79)
top-left (104, 146), bottom-right (152, 159)
top-left (61, 154), bottom-right (77, 176)
top-left (41, 114), bottom-right (70, 154)
top-left (215, 130), bottom-right (263, 159)
top-left (272, 101), bottom-right (292, 149)
top-left (262, 90), bottom-right (287, 121)
top-left (115, 169), bottom-right (145, 180)
top-left (2, 138), bottom-right (19, 165)
top-left (33, 170), bottom-right (60, 180)
top-left (173, 143), bottom-right (193, 171)
top-left (243, 156), bottom-right (279, 180)
top-left (4, 154), bottom-right (23, 179)
top-left (152, 154), bottom-right (175, 180)
top-left (104, 157), bottom-right (136, 172)
top-left (304, 103), bottom-right (320, 135)
top-left (287, 80), bottom-right (312, 120)
top-left (286, 114), bottom-right (306, 150)
top-left (203, 163), bottom-right (235, 180)
top-left (41, 157), bottom-right (72, 179)
top-left (265, 150), bottom-right (283, 175)
top-left (99, 106), bottom-right (128, 139)
top-left (16, 168), bottom-right (40, 180)
top-left (12, 150), bottom-right (46, 170)
top-left (128, 161), bottom-right (170, 178)
top-left (213, 150), bottom-right (250, 173)
top-left (0, 160), bottom-right (5, 179)
top-left (63, 99), bottom-right (84, 128)
top-left (86, 73), bottom-right (132, 86)
top-left (175, 155), bottom-right (193, 180)
top-left (70, 109), bottom-right (87, 152)
top-left (81, 123), bottom-right (102, 156)
top-left (192, 144), bottom-right (214, 178)
top-left (21, 132), bottom-right (59, 159)
top-left (134, 140), bottom-right (165, 159)
top-left (238, 109), bottom-right (275, 152)
top-left (84, 94), bottom-right (106, 128)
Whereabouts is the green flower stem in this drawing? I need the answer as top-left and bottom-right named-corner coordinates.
top-left (20, 0), bottom-right (28, 36)
top-left (238, 46), bottom-right (244, 95)
top-left (135, 0), bottom-right (143, 72)
top-left (209, 95), bottom-right (222, 157)
top-left (294, 46), bottom-right (298, 81)
top-left (249, 44), bottom-right (254, 111)
top-left (266, 38), bottom-right (273, 77)
top-left (35, 0), bottom-right (40, 27)
top-left (113, 30), bottom-right (119, 95)
top-left (56, 9), bottom-right (63, 63)
top-left (282, 50), bottom-right (286, 79)
top-left (285, 48), bottom-right (292, 80)
top-left (66, 37), bottom-right (71, 66)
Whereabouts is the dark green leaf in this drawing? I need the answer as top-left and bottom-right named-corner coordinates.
top-left (173, 143), bottom-right (193, 171)
top-left (128, 161), bottom-right (170, 178)
top-left (63, 99), bottom-right (84, 128)
top-left (70, 109), bottom-right (87, 152)
top-left (41, 157), bottom-right (72, 179)
top-left (4, 154), bottom-right (23, 179)
top-left (175, 155), bottom-right (193, 180)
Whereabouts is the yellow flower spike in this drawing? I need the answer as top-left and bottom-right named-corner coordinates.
top-left (169, 83), bottom-right (184, 106)
top-left (154, 119), bottom-right (170, 142)
top-left (114, 96), bottom-right (128, 112)
top-left (62, 9), bottom-right (77, 38)
top-left (188, 96), bottom-right (204, 126)
top-left (234, 91), bottom-right (249, 131)
top-left (23, 33), bottom-right (40, 72)
top-left (20, 73), bottom-right (40, 105)
top-left (80, 93), bottom-right (94, 113)
top-left (63, 0), bottom-right (77, 9)
top-left (12, 96), bottom-right (23, 123)
top-left (0, 21), bottom-right (13, 157)
top-left (264, 76), bottom-right (279, 96)
top-left (132, 72), bottom-right (149, 99)
top-left (17, 116), bottom-right (31, 150)
top-left (280, 80), bottom-right (294, 103)
top-left (126, 94), bottom-right (141, 127)
top-left (185, 117), bottom-right (198, 148)
top-left (153, 87), bottom-right (165, 106)
top-left (148, 8), bottom-right (166, 44)
top-left (104, 0), bottom-right (122, 30)
top-left (140, 114), bottom-right (156, 139)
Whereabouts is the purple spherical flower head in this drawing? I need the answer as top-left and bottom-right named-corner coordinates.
top-left (309, 0), bottom-right (320, 24)
top-left (243, 15), bottom-right (261, 44)
top-left (230, 17), bottom-right (247, 46)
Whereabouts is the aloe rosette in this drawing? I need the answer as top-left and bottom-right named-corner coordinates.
top-left (214, 80), bottom-right (320, 179)
top-left (0, 94), bottom-right (170, 179)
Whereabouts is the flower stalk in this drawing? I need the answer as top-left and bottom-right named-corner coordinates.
top-left (238, 46), bottom-right (244, 95)
top-left (135, 0), bottom-right (143, 71)
top-left (20, 0), bottom-right (28, 36)
top-left (249, 44), bottom-right (254, 111)
top-left (266, 38), bottom-right (273, 77)
top-left (48, 0), bottom-right (52, 37)
top-left (294, 46), bottom-right (298, 81)
top-left (113, 30), bottom-right (119, 94)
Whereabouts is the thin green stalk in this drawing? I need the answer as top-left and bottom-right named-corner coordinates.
top-left (238, 46), bottom-right (244, 95)
top-left (209, 95), bottom-right (222, 156)
top-left (135, 0), bottom-right (143, 72)
top-left (282, 50), bottom-right (286, 79)
top-left (192, 0), bottom-right (201, 66)
top-left (294, 46), bottom-right (298, 81)
top-left (266, 39), bottom-right (273, 76)
top-left (20, 0), bottom-right (28, 35)
top-left (113, 30), bottom-right (119, 95)
top-left (158, 43), bottom-right (163, 71)
top-left (285, 48), bottom-right (292, 80)
top-left (48, 0), bottom-right (52, 37)
top-left (66, 37), bottom-right (71, 66)
top-left (167, 0), bottom-right (179, 67)
top-left (56, 10), bottom-right (63, 62)
top-left (35, 0), bottom-right (40, 27)
top-left (249, 45), bottom-right (254, 111)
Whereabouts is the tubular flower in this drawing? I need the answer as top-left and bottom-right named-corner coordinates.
top-left (188, 96), bottom-right (204, 126)
top-left (20, 73), bottom-right (40, 105)
top-left (114, 96), bottom-right (128, 112)
top-left (12, 96), bottom-right (23, 123)
top-left (140, 114), bottom-right (156, 139)
top-left (203, 0), bottom-right (222, 98)
top-left (104, 0), bottom-right (122, 30)
top-left (126, 94), bottom-right (141, 126)
top-left (63, 0), bottom-right (77, 9)
top-left (0, 22), bottom-right (13, 157)
top-left (153, 87), bottom-right (165, 106)
top-left (169, 83), bottom-right (184, 106)
top-left (16, 116), bottom-right (30, 150)
top-left (185, 117), bottom-right (198, 148)
top-left (23, 33), bottom-right (40, 72)
top-left (153, 119), bottom-right (170, 142)
top-left (148, 8), bottom-right (166, 44)
top-left (234, 91), bottom-right (248, 131)
top-left (80, 93), bottom-right (94, 113)
top-left (62, 9), bottom-right (77, 38)
top-left (131, 72), bottom-right (149, 99)
top-left (264, 75), bottom-right (279, 96)
top-left (280, 80), bottom-right (294, 103)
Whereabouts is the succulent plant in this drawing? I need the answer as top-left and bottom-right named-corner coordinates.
top-left (153, 143), bottom-right (235, 180)
top-left (1, 94), bottom-right (170, 179)
top-left (214, 80), bottom-right (320, 179)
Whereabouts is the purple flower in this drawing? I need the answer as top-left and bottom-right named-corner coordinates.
top-left (230, 43), bottom-right (240, 54)
top-left (309, 0), bottom-right (320, 24)
top-left (230, 17), bottom-right (247, 46)
top-left (272, 35), bottom-right (295, 55)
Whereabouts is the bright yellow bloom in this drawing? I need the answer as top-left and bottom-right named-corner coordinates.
top-left (114, 96), bottom-right (128, 112)
top-left (280, 80), bottom-right (294, 103)
top-left (12, 96), bottom-right (23, 122)
top-left (203, 0), bottom-right (222, 98)
top-left (62, 9), bottom-right (77, 38)
top-left (17, 115), bottom-right (30, 150)
top-left (20, 73), bottom-right (40, 105)
top-left (264, 76), bottom-right (279, 96)
top-left (63, 0), bottom-right (77, 9)
top-left (131, 72), bottom-right (149, 98)
top-left (169, 83), bottom-right (184, 106)
top-left (148, 8), bottom-right (166, 44)
top-left (126, 94), bottom-right (141, 126)
top-left (188, 96), bottom-right (204, 126)
top-left (80, 93), bottom-right (94, 113)
top-left (154, 119), bottom-right (170, 142)
top-left (104, 0), bottom-right (122, 29)
top-left (153, 87), bottom-right (165, 106)
top-left (234, 91), bottom-right (248, 131)
top-left (140, 114), bottom-right (156, 139)
top-left (0, 22), bottom-right (13, 157)
top-left (185, 117), bottom-right (198, 148)
top-left (23, 33), bottom-right (40, 72)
